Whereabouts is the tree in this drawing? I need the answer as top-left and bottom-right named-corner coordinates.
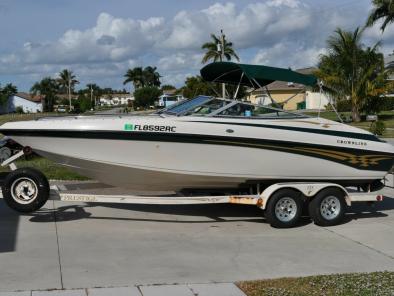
top-left (57, 69), bottom-right (79, 110)
top-left (133, 86), bottom-right (161, 109)
top-left (85, 83), bottom-right (103, 108)
top-left (143, 66), bottom-right (161, 87)
top-left (367, 0), bottom-right (394, 32)
top-left (202, 30), bottom-right (239, 98)
top-left (0, 83), bottom-right (18, 106)
top-left (316, 27), bottom-right (392, 122)
top-left (31, 77), bottom-right (59, 112)
top-left (201, 31), bottom-right (240, 64)
top-left (180, 76), bottom-right (218, 99)
top-left (123, 67), bottom-right (144, 89)
top-left (123, 66), bottom-right (161, 90)
top-left (73, 93), bottom-right (92, 113)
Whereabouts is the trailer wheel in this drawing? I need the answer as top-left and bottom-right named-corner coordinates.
top-left (308, 188), bottom-right (346, 227)
top-left (265, 189), bottom-right (302, 228)
top-left (2, 168), bottom-right (49, 213)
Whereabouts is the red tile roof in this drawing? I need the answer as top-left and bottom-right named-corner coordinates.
top-left (15, 92), bottom-right (44, 103)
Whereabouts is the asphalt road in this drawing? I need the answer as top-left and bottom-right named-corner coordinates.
top-left (0, 182), bottom-right (393, 292)
top-left (94, 107), bottom-right (124, 114)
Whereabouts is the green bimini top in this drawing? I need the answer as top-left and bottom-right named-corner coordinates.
top-left (200, 62), bottom-right (317, 88)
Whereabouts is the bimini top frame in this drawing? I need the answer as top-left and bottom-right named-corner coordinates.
top-left (199, 62), bottom-right (344, 122)
top-left (200, 61), bottom-right (318, 107)
top-left (200, 62), bottom-right (317, 89)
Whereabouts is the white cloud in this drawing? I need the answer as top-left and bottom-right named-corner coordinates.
top-left (0, 0), bottom-right (382, 89)
top-left (252, 44), bottom-right (326, 69)
top-left (363, 21), bottom-right (394, 56)
top-left (158, 53), bottom-right (201, 71)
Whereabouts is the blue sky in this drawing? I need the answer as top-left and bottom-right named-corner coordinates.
top-left (0, 0), bottom-right (392, 91)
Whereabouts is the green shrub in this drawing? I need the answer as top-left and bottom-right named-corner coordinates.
top-left (134, 86), bottom-right (161, 109)
top-left (382, 97), bottom-right (394, 111)
top-left (73, 94), bottom-right (92, 113)
top-left (15, 106), bottom-right (24, 114)
top-left (369, 120), bottom-right (386, 135)
top-left (336, 100), bottom-right (352, 112)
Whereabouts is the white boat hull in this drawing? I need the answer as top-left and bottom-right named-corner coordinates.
top-left (2, 115), bottom-right (393, 191)
top-left (7, 135), bottom-right (391, 191)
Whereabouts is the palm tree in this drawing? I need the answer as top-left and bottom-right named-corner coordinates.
top-left (0, 83), bottom-right (18, 106)
top-left (367, 0), bottom-right (394, 32)
top-left (202, 30), bottom-right (239, 98)
top-left (201, 31), bottom-right (240, 64)
top-left (31, 77), bottom-right (59, 112)
top-left (143, 66), bottom-right (161, 87)
top-left (1, 83), bottom-right (17, 95)
top-left (57, 69), bottom-right (79, 110)
top-left (316, 27), bottom-right (391, 122)
top-left (86, 83), bottom-right (102, 107)
top-left (123, 67), bottom-right (144, 90)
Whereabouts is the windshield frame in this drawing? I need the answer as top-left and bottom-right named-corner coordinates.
top-left (211, 100), bottom-right (308, 119)
top-left (157, 95), bottom-right (214, 116)
top-left (156, 95), bottom-right (308, 119)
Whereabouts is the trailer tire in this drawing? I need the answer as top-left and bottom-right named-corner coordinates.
top-left (265, 189), bottom-right (302, 228)
top-left (309, 187), bottom-right (346, 227)
top-left (2, 168), bottom-right (49, 213)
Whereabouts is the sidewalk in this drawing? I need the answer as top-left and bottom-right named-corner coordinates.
top-left (0, 283), bottom-right (247, 296)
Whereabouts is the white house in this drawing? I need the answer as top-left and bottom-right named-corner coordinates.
top-left (100, 93), bottom-right (134, 106)
top-left (0, 92), bottom-right (43, 114)
top-left (305, 91), bottom-right (330, 110)
top-left (249, 68), bottom-right (330, 111)
top-left (157, 94), bottom-right (184, 107)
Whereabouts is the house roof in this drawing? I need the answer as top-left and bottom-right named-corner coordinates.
top-left (15, 92), bottom-right (44, 103)
top-left (56, 94), bottom-right (79, 100)
top-left (101, 93), bottom-right (132, 98)
top-left (112, 93), bottom-right (132, 97)
top-left (162, 89), bottom-right (177, 95)
top-left (385, 55), bottom-right (394, 69)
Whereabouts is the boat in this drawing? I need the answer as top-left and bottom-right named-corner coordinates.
top-left (0, 62), bottom-right (393, 192)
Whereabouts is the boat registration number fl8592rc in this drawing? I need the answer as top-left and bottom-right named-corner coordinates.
top-left (124, 123), bottom-right (176, 132)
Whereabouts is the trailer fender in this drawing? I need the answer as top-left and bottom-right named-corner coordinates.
top-left (259, 182), bottom-right (350, 209)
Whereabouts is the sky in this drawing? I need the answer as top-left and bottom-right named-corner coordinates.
top-left (0, 0), bottom-right (394, 92)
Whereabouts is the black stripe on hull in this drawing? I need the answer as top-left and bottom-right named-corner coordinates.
top-left (2, 129), bottom-right (393, 172)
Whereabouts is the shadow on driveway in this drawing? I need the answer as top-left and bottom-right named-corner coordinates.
top-left (0, 200), bottom-right (20, 253)
top-left (1, 195), bottom-right (393, 252)
top-left (26, 196), bottom-right (394, 226)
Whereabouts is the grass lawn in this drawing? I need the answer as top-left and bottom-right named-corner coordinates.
top-left (0, 113), bottom-right (88, 180)
top-left (0, 156), bottom-right (89, 180)
top-left (0, 112), bottom-right (62, 126)
top-left (237, 271), bottom-right (394, 296)
top-left (305, 110), bottom-right (394, 138)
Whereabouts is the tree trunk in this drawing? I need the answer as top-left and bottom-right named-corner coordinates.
top-left (68, 82), bottom-right (71, 111)
top-left (351, 103), bottom-right (361, 122)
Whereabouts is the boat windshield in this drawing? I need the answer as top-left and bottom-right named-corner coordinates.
top-left (161, 96), bottom-right (216, 115)
top-left (160, 95), bottom-right (305, 118)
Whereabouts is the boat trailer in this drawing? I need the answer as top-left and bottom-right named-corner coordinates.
top-left (0, 149), bottom-right (385, 228)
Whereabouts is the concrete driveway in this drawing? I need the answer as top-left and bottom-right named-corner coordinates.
top-left (0, 182), bottom-right (393, 293)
